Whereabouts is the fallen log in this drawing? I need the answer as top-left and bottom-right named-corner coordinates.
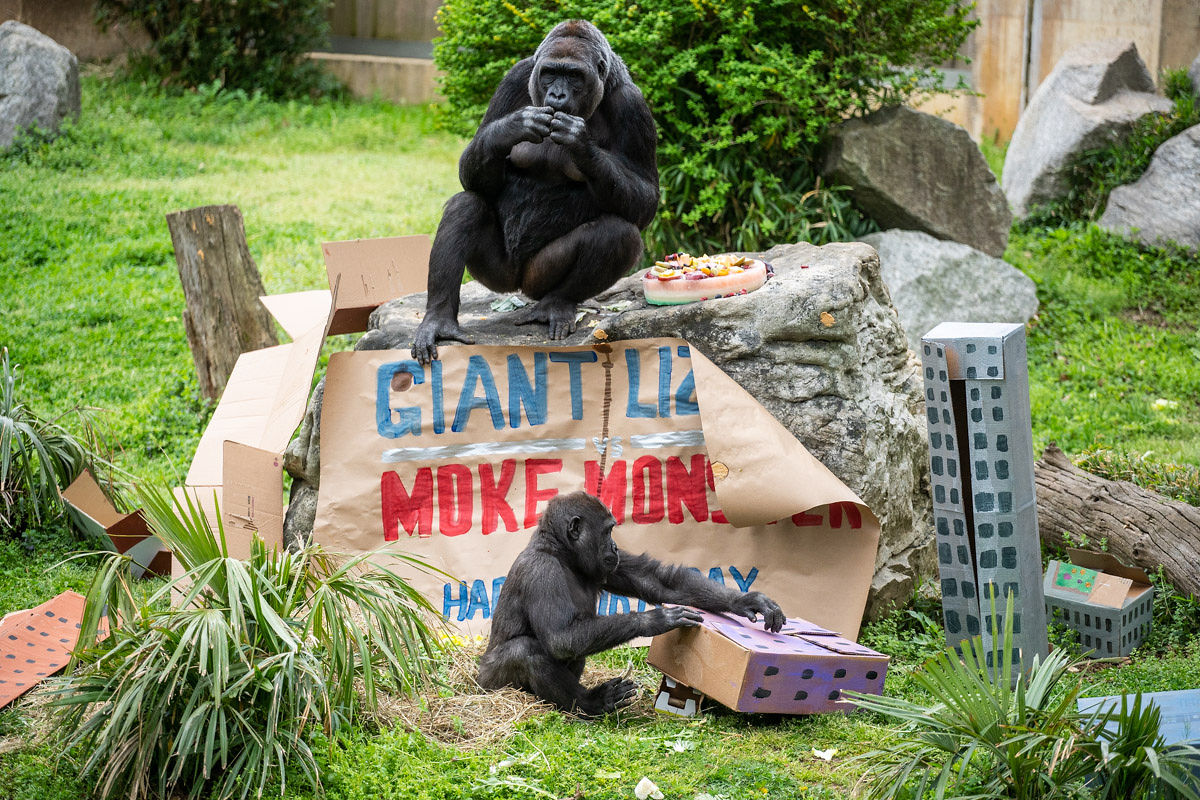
top-left (1035, 444), bottom-right (1200, 598)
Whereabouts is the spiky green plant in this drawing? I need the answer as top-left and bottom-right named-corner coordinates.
top-left (0, 347), bottom-right (90, 527)
top-left (850, 598), bottom-right (1200, 799)
top-left (52, 485), bottom-right (447, 800)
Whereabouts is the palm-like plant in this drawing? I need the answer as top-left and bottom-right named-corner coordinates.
top-left (53, 485), bottom-right (447, 800)
top-left (0, 347), bottom-right (90, 526)
top-left (850, 599), bottom-right (1200, 799)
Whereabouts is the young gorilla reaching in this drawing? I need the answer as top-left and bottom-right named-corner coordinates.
top-left (477, 492), bottom-right (786, 715)
top-left (411, 20), bottom-right (659, 364)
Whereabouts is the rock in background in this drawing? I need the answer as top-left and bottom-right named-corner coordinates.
top-left (1099, 124), bottom-right (1200, 253)
top-left (823, 106), bottom-right (1011, 257)
top-left (284, 242), bottom-right (933, 620)
top-left (1189, 52), bottom-right (1200, 97)
top-left (0, 21), bottom-right (80, 150)
top-left (861, 230), bottom-right (1039, 351)
top-left (1002, 40), bottom-right (1172, 219)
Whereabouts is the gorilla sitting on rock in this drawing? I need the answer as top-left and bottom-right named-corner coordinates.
top-left (477, 492), bottom-right (786, 715)
top-left (412, 20), bottom-right (660, 363)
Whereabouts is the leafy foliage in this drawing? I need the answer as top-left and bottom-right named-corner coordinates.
top-left (851, 600), bottom-right (1200, 799)
top-left (1026, 67), bottom-right (1200, 226)
top-left (50, 486), bottom-right (446, 800)
top-left (94, 0), bottom-right (339, 97)
top-left (0, 348), bottom-right (91, 528)
top-left (434, 0), bottom-right (976, 253)
top-left (1075, 448), bottom-right (1200, 507)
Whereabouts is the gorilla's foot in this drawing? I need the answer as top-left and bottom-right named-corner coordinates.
top-left (511, 296), bottom-right (578, 340)
top-left (576, 677), bottom-right (638, 716)
top-left (412, 313), bottom-right (476, 364)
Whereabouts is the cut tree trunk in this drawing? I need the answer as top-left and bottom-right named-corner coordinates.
top-left (166, 205), bottom-right (278, 400)
top-left (1035, 444), bottom-right (1200, 598)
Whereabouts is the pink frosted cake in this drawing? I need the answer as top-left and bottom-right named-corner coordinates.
top-left (642, 253), bottom-right (770, 306)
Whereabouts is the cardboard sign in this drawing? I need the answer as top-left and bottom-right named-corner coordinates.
top-left (0, 591), bottom-right (93, 708)
top-left (314, 338), bottom-right (881, 638)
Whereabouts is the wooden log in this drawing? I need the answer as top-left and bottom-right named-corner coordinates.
top-left (1035, 443), bottom-right (1200, 598)
top-left (166, 205), bottom-right (278, 400)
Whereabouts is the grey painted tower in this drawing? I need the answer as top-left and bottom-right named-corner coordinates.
top-left (921, 322), bottom-right (1049, 673)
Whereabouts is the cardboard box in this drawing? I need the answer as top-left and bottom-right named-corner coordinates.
top-left (60, 469), bottom-right (170, 578)
top-left (1044, 548), bottom-right (1154, 657)
top-left (321, 234), bottom-right (430, 336)
top-left (647, 609), bottom-right (888, 715)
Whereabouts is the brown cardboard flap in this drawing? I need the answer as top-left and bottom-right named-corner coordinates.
top-left (1088, 573), bottom-right (1134, 609)
top-left (322, 235), bottom-right (430, 335)
top-left (60, 469), bottom-right (123, 529)
top-left (260, 289), bottom-right (333, 340)
top-left (221, 441), bottom-right (284, 557)
top-left (0, 591), bottom-right (91, 708)
top-left (1067, 547), bottom-right (1152, 586)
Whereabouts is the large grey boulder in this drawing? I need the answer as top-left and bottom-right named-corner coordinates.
top-left (823, 106), bottom-right (1012, 257)
top-left (1099, 124), bottom-right (1200, 252)
top-left (1003, 40), bottom-right (1172, 219)
top-left (284, 242), bottom-right (933, 620)
top-left (861, 230), bottom-right (1039, 351)
top-left (0, 21), bottom-right (80, 150)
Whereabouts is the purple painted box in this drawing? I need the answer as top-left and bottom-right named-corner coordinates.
top-left (647, 609), bottom-right (889, 714)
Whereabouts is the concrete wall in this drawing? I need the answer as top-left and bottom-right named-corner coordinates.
top-left (328, 0), bottom-right (439, 41)
top-left (0, 0), bottom-right (146, 62)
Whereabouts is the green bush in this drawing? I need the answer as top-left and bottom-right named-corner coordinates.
top-left (95, 0), bottom-right (338, 98)
top-left (434, 0), bottom-right (976, 254)
top-left (1027, 67), bottom-right (1200, 226)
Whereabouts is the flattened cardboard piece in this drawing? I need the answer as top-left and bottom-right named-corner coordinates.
top-left (221, 441), bottom-right (285, 559)
top-left (60, 470), bottom-right (170, 578)
top-left (259, 289), bottom-right (333, 341)
top-left (647, 608), bottom-right (888, 715)
top-left (0, 591), bottom-right (89, 708)
top-left (321, 235), bottom-right (430, 336)
top-left (313, 339), bottom-right (881, 639)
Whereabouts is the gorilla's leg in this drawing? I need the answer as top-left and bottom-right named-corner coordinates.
top-left (477, 635), bottom-right (638, 715)
top-left (412, 191), bottom-right (514, 363)
top-left (513, 215), bottom-right (643, 339)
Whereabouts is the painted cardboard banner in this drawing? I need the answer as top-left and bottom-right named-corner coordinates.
top-left (314, 338), bottom-right (881, 638)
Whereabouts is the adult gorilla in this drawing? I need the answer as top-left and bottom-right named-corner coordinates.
top-left (477, 492), bottom-right (786, 716)
top-left (411, 20), bottom-right (659, 363)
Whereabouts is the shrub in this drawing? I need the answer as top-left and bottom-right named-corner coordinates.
top-left (1027, 67), bottom-right (1200, 226)
top-left (94, 0), bottom-right (338, 98)
top-left (51, 486), bottom-right (445, 800)
top-left (434, 0), bottom-right (976, 254)
top-left (0, 348), bottom-right (91, 529)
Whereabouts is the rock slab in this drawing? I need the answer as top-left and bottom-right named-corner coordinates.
top-left (860, 230), bottom-right (1039, 350)
top-left (1099, 124), bottom-right (1200, 252)
top-left (0, 21), bottom-right (80, 150)
top-left (284, 243), bottom-right (934, 620)
top-left (823, 106), bottom-right (1012, 258)
top-left (1189, 52), bottom-right (1200, 98)
top-left (1002, 39), bottom-right (1172, 219)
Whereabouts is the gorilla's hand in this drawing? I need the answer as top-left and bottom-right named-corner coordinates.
top-left (505, 106), bottom-right (554, 145)
top-left (640, 605), bottom-right (703, 637)
top-left (549, 111), bottom-right (590, 158)
top-left (412, 312), bottom-right (476, 364)
top-left (731, 592), bottom-right (786, 633)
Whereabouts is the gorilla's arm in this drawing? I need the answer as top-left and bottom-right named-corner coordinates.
top-left (458, 59), bottom-right (552, 198)
top-left (524, 557), bottom-right (701, 661)
top-left (603, 552), bottom-right (786, 632)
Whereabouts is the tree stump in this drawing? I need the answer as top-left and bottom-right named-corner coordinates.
top-left (1035, 444), bottom-right (1200, 598)
top-left (167, 205), bottom-right (279, 400)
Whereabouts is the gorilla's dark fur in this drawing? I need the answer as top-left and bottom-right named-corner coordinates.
top-left (477, 492), bottom-right (785, 715)
top-left (412, 20), bottom-right (659, 363)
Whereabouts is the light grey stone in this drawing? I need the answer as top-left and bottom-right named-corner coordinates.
top-left (1003, 40), bottom-right (1172, 219)
top-left (1189, 52), bottom-right (1200, 97)
top-left (285, 243), bottom-right (934, 619)
top-left (0, 21), bottom-right (80, 150)
top-left (860, 230), bottom-right (1039, 351)
top-left (824, 106), bottom-right (1011, 257)
top-left (1099, 124), bottom-right (1200, 252)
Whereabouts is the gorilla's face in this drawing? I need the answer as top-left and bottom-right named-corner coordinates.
top-left (564, 498), bottom-right (620, 579)
top-left (528, 36), bottom-right (605, 118)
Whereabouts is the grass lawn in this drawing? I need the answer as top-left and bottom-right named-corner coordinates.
top-left (3, 76), bottom-right (1200, 799)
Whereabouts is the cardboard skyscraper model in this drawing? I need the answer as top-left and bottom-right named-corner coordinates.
top-left (920, 322), bottom-right (1049, 673)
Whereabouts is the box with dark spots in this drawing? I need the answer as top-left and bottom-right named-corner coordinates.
top-left (647, 608), bottom-right (888, 715)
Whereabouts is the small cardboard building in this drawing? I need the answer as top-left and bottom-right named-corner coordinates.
top-left (647, 609), bottom-right (888, 715)
top-left (921, 322), bottom-right (1049, 675)
top-left (1044, 549), bottom-right (1154, 657)
top-left (60, 469), bottom-right (170, 578)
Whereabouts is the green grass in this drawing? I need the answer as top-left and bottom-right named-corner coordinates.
top-left (4, 74), bottom-right (1200, 800)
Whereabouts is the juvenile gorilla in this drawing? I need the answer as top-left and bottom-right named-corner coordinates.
top-left (412, 20), bottom-right (659, 364)
top-left (477, 492), bottom-right (786, 715)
